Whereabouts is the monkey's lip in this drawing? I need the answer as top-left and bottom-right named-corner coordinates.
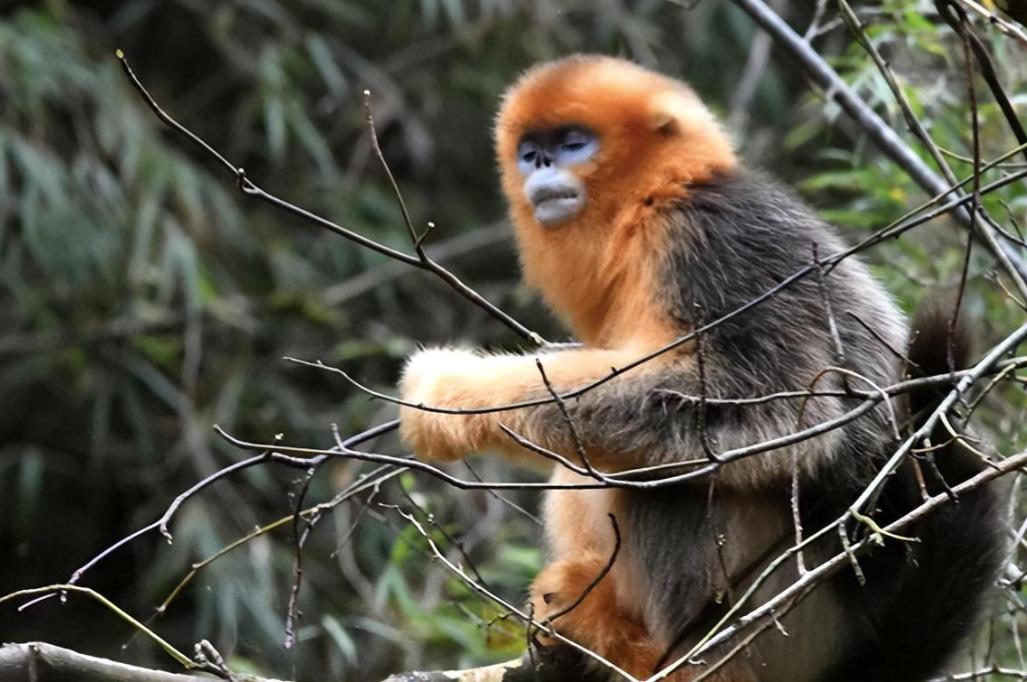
top-left (530, 188), bottom-right (584, 225)
top-left (530, 186), bottom-right (580, 204)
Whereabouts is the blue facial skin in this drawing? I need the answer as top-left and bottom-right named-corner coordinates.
top-left (517, 127), bottom-right (598, 226)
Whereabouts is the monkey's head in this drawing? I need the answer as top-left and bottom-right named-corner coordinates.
top-left (494, 55), bottom-right (736, 343)
top-left (495, 55), bottom-right (735, 231)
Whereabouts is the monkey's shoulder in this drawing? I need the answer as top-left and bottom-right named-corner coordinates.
top-left (656, 170), bottom-right (847, 323)
top-left (656, 168), bottom-right (904, 384)
top-left (668, 169), bottom-right (843, 268)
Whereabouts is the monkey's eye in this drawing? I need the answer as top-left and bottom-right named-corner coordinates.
top-left (553, 128), bottom-right (598, 165)
top-left (559, 128), bottom-right (592, 151)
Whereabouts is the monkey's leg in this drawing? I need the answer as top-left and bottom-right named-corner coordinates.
top-left (527, 552), bottom-right (666, 679)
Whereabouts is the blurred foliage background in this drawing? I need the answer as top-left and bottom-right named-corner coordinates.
top-left (0, 0), bottom-right (1025, 679)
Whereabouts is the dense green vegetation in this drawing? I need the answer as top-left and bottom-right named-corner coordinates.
top-left (1, 1), bottom-right (1024, 679)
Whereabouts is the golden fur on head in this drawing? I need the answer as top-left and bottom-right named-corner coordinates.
top-left (494, 55), bottom-right (736, 347)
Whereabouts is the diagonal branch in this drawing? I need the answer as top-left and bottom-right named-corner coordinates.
top-left (115, 50), bottom-right (545, 346)
top-left (728, 0), bottom-right (1027, 299)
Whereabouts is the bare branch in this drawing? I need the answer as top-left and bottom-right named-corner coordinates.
top-left (115, 51), bottom-right (545, 346)
top-left (729, 0), bottom-right (1027, 297)
top-left (0, 642), bottom-right (287, 682)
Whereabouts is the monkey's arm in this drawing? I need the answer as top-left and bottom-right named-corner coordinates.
top-left (399, 333), bottom-right (859, 484)
top-left (399, 345), bottom-right (674, 467)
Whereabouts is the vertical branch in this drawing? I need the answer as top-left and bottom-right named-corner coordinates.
top-left (947, 8), bottom-right (983, 376)
top-left (838, 523), bottom-right (866, 585)
top-left (284, 465), bottom-right (320, 650)
top-left (535, 358), bottom-right (600, 476)
top-left (804, 0), bottom-right (831, 39)
top-left (363, 90), bottom-right (431, 255)
top-left (693, 309), bottom-right (721, 463)
top-left (728, 0), bottom-right (781, 134)
top-left (790, 453), bottom-right (807, 575)
top-left (541, 515), bottom-right (622, 624)
top-left (812, 243), bottom-right (848, 391)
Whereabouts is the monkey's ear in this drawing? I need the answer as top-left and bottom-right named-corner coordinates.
top-left (649, 110), bottom-right (680, 135)
top-left (647, 91), bottom-right (690, 135)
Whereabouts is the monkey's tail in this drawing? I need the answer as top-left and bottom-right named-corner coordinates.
top-left (905, 302), bottom-right (974, 423)
top-left (828, 303), bottom-right (1009, 682)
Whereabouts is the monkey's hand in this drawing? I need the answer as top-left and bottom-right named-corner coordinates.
top-left (399, 347), bottom-right (490, 462)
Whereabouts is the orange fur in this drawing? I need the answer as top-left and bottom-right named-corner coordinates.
top-left (495, 55), bottom-right (736, 347)
top-left (530, 553), bottom-right (757, 682)
top-left (397, 55), bottom-right (753, 680)
top-left (530, 552), bottom-right (662, 678)
top-left (399, 345), bottom-right (679, 467)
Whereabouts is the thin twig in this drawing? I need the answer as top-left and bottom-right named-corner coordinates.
top-left (535, 358), bottom-right (600, 475)
top-left (543, 515), bottom-right (622, 623)
top-left (116, 51), bottom-right (545, 346)
top-left (693, 314), bottom-right (721, 463)
top-left (654, 448), bottom-right (1027, 680)
top-left (384, 506), bottom-right (638, 681)
top-left (283, 465), bottom-right (319, 650)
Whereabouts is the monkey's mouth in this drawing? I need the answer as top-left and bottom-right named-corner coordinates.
top-left (531, 186), bottom-right (578, 203)
top-left (529, 186), bottom-right (585, 226)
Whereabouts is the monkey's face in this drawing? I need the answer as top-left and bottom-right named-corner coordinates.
top-left (492, 56), bottom-right (738, 340)
top-left (495, 55), bottom-right (736, 239)
top-left (516, 126), bottom-right (599, 226)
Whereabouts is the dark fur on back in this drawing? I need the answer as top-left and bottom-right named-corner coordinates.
top-left (606, 170), bottom-right (1009, 680)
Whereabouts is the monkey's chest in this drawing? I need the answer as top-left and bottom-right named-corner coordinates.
top-left (543, 469), bottom-right (626, 558)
